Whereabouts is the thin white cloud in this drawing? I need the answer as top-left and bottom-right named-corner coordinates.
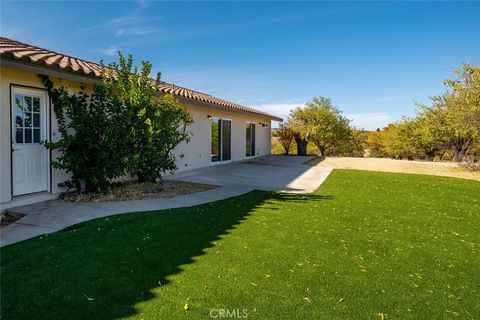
top-left (115, 26), bottom-right (159, 37)
top-left (98, 46), bottom-right (118, 56)
top-left (82, 15), bottom-right (163, 38)
top-left (137, 0), bottom-right (147, 9)
top-left (345, 112), bottom-right (394, 131)
top-left (114, 6), bottom-right (363, 45)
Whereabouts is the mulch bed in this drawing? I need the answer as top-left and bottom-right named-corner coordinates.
top-left (0, 212), bottom-right (26, 229)
top-left (62, 180), bottom-right (217, 202)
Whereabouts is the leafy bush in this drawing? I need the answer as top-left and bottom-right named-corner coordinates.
top-left (102, 54), bottom-right (193, 182)
top-left (43, 53), bottom-right (193, 192)
top-left (42, 81), bottom-right (130, 192)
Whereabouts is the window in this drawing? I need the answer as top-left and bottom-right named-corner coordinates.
top-left (14, 95), bottom-right (42, 144)
top-left (211, 118), bottom-right (231, 162)
top-left (246, 122), bottom-right (256, 157)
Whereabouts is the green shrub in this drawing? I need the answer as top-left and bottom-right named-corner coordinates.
top-left (43, 53), bottom-right (193, 192)
top-left (102, 54), bottom-right (193, 182)
top-left (42, 81), bottom-right (130, 192)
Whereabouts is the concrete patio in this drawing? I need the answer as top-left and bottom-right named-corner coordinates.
top-left (0, 156), bottom-right (332, 247)
top-left (167, 155), bottom-right (331, 193)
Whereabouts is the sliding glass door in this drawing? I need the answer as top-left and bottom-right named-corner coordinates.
top-left (211, 118), bottom-right (231, 162)
top-left (246, 122), bottom-right (256, 157)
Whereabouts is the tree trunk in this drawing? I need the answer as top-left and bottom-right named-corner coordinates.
top-left (452, 139), bottom-right (472, 162)
top-left (439, 150), bottom-right (446, 161)
top-left (452, 143), bottom-right (471, 162)
top-left (281, 142), bottom-right (290, 155)
top-left (318, 146), bottom-right (325, 157)
top-left (295, 137), bottom-right (308, 156)
top-left (452, 147), bottom-right (465, 162)
top-left (424, 149), bottom-right (437, 161)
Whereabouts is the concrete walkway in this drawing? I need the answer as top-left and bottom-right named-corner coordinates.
top-left (167, 155), bottom-right (332, 193)
top-left (1, 156), bottom-right (332, 247)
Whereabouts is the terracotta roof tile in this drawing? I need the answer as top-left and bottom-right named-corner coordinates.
top-left (0, 37), bottom-right (282, 121)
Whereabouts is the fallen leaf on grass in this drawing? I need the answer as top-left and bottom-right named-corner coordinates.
top-left (377, 312), bottom-right (387, 320)
top-left (84, 294), bottom-right (94, 301)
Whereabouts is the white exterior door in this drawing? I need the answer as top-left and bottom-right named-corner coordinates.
top-left (11, 87), bottom-right (49, 196)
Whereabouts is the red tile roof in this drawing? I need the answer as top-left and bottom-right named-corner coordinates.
top-left (0, 37), bottom-right (282, 121)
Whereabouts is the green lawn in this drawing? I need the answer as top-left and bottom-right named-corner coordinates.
top-left (1, 170), bottom-right (479, 319)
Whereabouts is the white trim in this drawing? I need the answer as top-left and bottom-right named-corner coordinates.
top-left (245, 121), bottom-right (256, 158)
top-left (210, 160), bottom-right (232, 166)
top-left (210, 117), bottom-right (232, 164)
top-left (10, 86), bottom-right (51, 196)
top-left (1, 192), bottom-right (57, 212)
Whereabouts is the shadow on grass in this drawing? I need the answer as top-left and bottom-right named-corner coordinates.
top-left (0, 190), bottom-right (331, 319)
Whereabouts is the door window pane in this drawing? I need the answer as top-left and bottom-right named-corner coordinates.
top-left (24, 96), bottom-right (32, 112)
top-left (15, 115), bottom-right (23, 128)
top-left (15, 95), bottom-right (24, 129)
top-left (211, 118), bottom-right (221, 162)
top-left (24, 112), bottom-right (33, 127)
top-left (33, 129), bottom-right (41, 143)
top-left (246, 124), bottom-right (252, 157)
top-left (251, 124), bottom-right (256, 156)
top-left (246, 123), bottom-right (256, 157)
top-left (15, 95), bottom-right (24, 112)
top-left (25, 128), bottom-right (32, 143)
top-left (33, 97), bottom-right (40, 112)
top-left (33, 113), bottom-right (40, 127)
top-left (16, 128), bottom-right (23, 143)
top-left (221, 120), bottom-right (231, 161)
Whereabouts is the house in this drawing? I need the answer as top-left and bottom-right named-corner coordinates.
top-left (0, 37), bottom-right (282, 210)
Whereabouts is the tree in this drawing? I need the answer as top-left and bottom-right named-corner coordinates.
top-left (290, 97), bottom-right (351, 157)
top-left (287, 114), bottom-right (309, 156)
top-left (43, 52), bottom-right (193, 192)
top-left (336, 129), bottom-right (367, 157)
top-left (366, 63), bottom-right (479, 162)
top-left (102, 53), bottom-right (193, 181)
top-left (365, 122), bottom-right (415, 160)
top-left (419, 64), bottom-right (480, 162)
top-left (42, 81), bottom-right (130, 192)
top-left (408, 108), bottom-right (449, 160)
top-left (272, 120), bottom-right (296, 155)
top-left (365, 129), bottom-right (385, 158)
top-left (380, 122), bottom-right (411, 159)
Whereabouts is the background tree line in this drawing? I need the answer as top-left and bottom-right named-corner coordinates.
top-left (273, 63), bottom-right (480, 163)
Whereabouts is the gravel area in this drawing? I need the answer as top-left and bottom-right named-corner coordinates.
top-left (308, 157), bottom-right (480, 181)
top-left (63, 180), bottom-right (217, 202)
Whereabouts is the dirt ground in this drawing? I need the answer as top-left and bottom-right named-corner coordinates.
top-left (308, 157), bottom-right (480, 181)
top-left (62, 180), bottom-right (216, 202)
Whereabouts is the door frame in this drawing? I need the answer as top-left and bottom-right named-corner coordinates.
top-left (210, 117), bottom-right (232, 165)
top-left (10, 84), bottom-right (51, 197)
top-left (245, 121), bottom-right (256, 158)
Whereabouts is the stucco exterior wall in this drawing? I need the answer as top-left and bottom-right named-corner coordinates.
top-left (0, 66), bottom-right (272, 207)
top-left (173, 103), bottom-right (272, 172)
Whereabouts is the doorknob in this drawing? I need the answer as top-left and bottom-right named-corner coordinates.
top-left (11, 148), bottom-right (19, 152)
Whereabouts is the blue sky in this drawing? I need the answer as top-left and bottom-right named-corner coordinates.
top-left (1, 1), bottom-right (479, 129)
